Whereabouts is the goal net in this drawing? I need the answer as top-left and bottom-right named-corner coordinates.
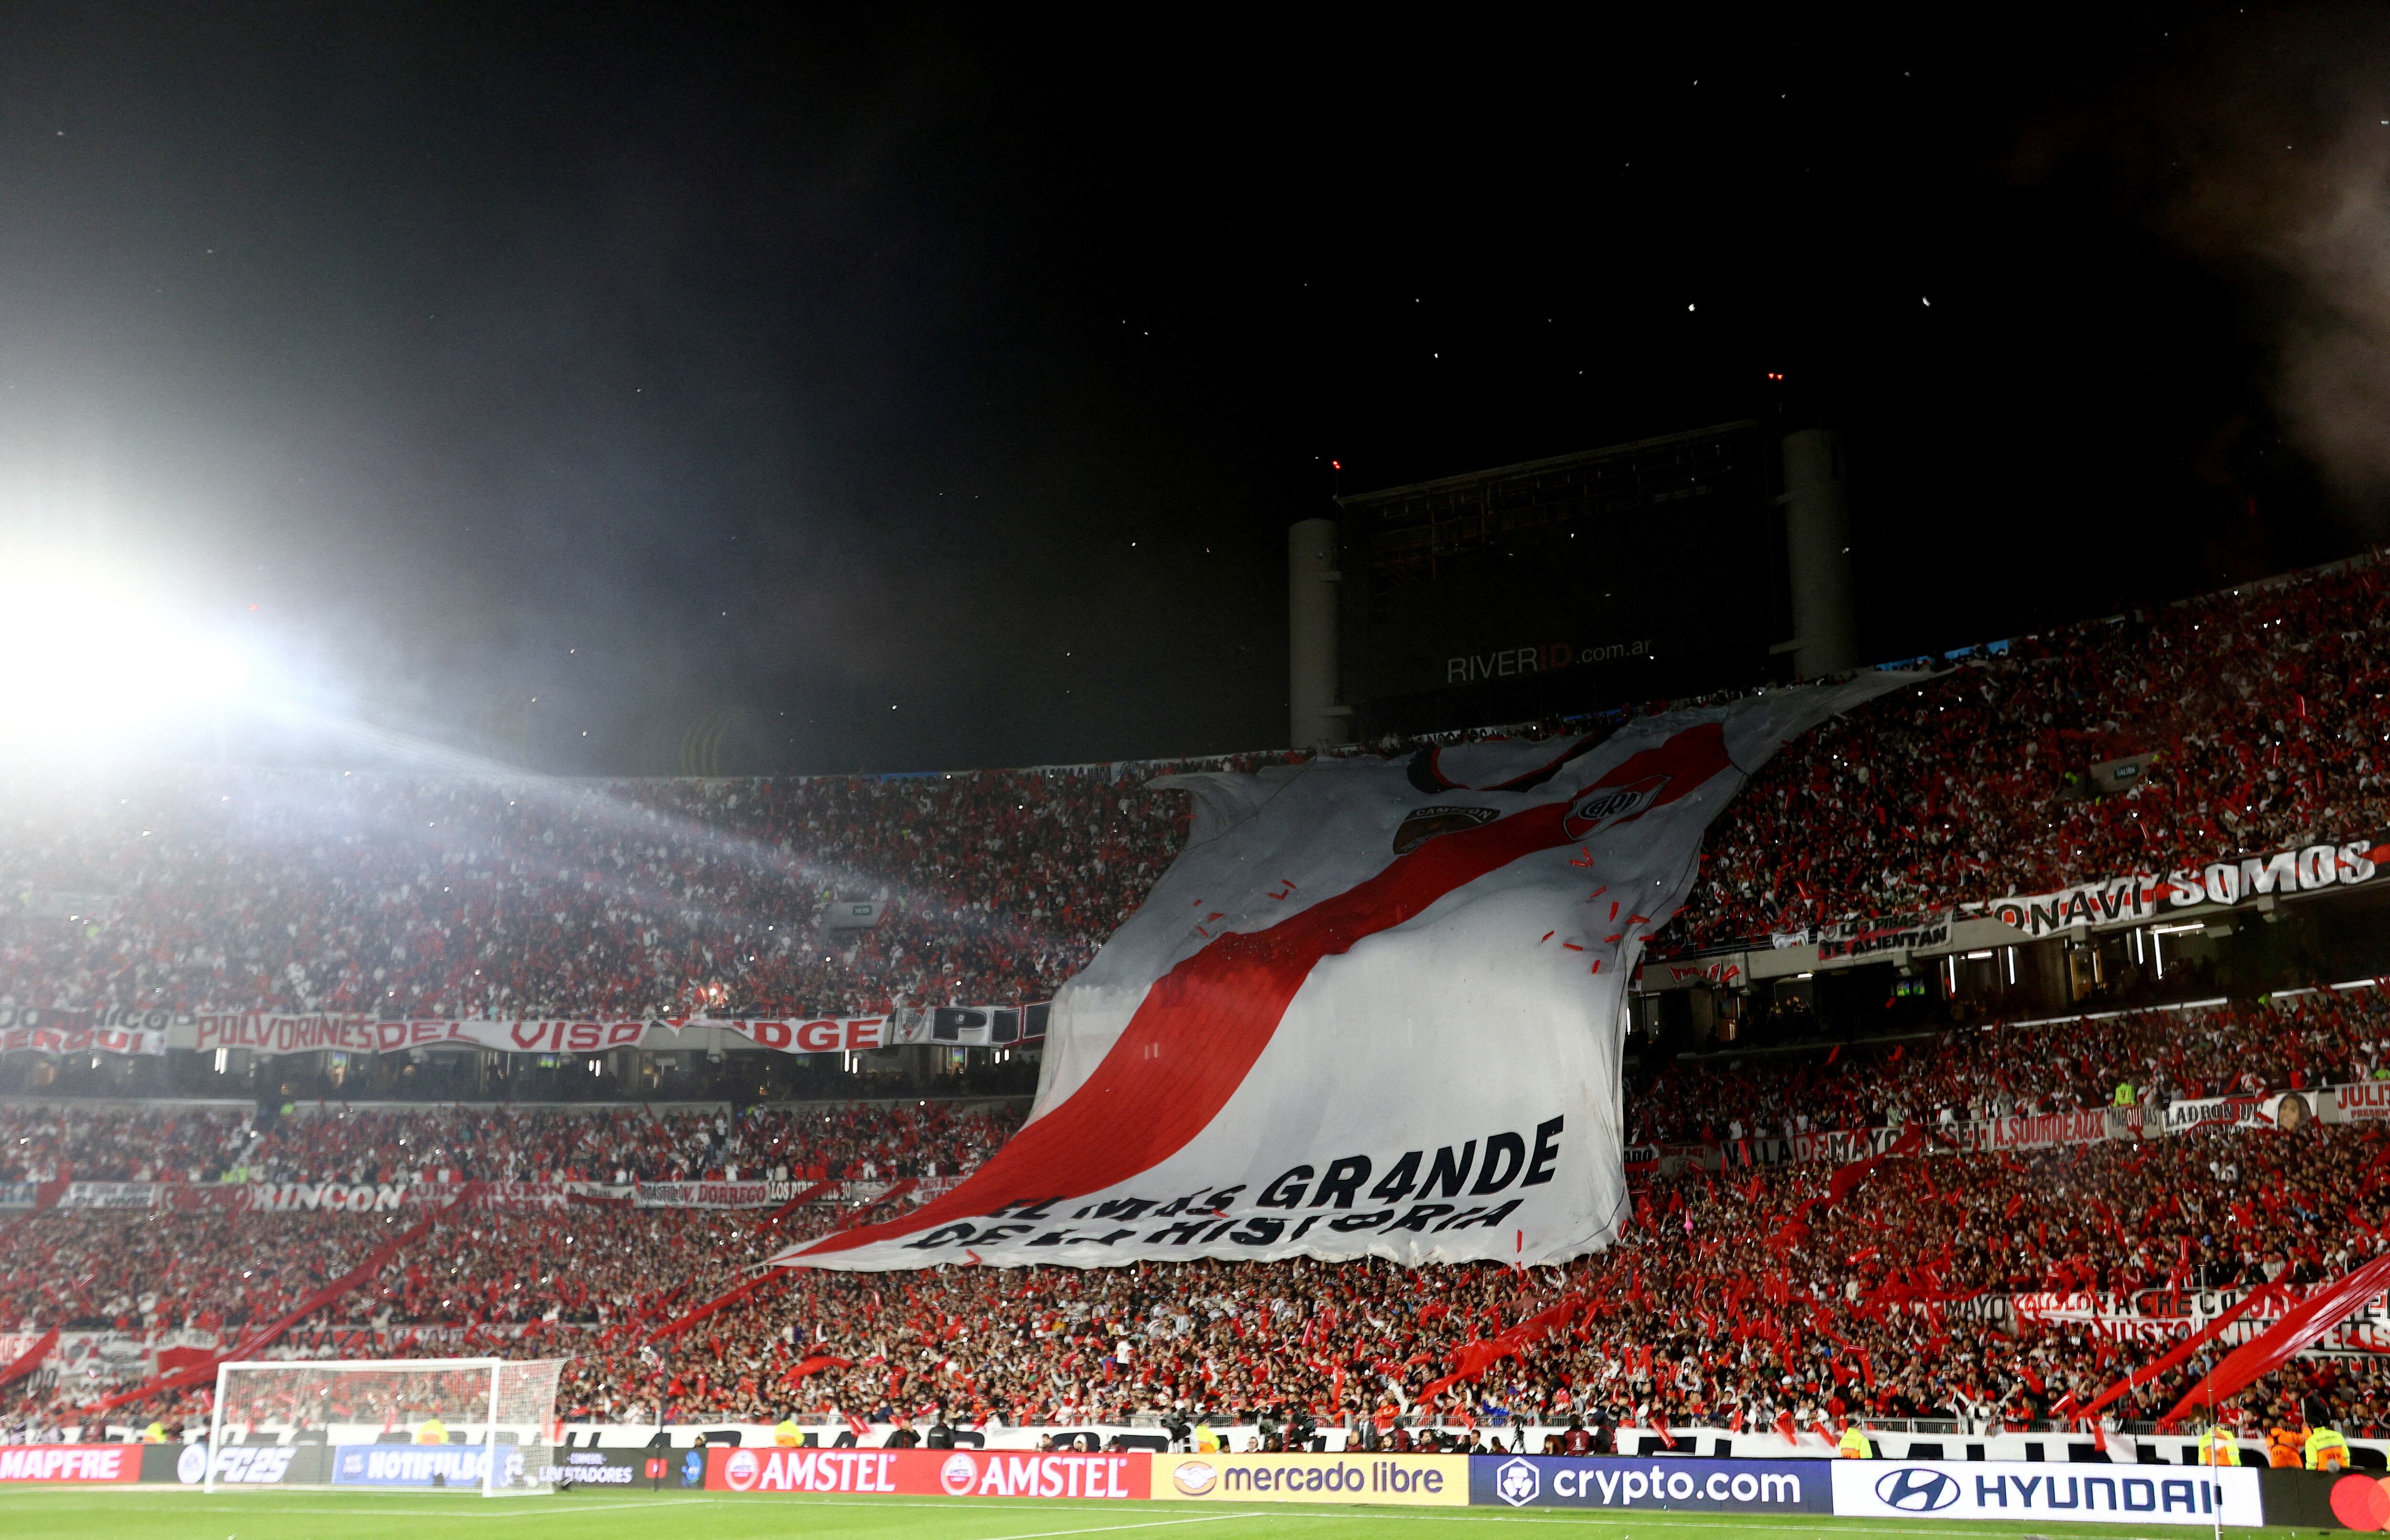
top-left (206, 1358), bottom-right (567, 1496)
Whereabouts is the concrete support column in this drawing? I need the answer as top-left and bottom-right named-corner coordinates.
top-left (1781, 429), bottom-right (1859, 679)
top-left (1288, 518), bottom-right (1352, 748)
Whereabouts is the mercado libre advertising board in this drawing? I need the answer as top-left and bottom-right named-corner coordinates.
top-left (1154, 1452), bottom-right (1467, 1505)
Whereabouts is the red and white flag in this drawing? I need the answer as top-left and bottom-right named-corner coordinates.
top-left (777, 678), bottom-right (1908, 1271)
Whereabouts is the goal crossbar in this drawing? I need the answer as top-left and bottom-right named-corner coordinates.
top-left (205, 1356), bottom-right (565, 1496)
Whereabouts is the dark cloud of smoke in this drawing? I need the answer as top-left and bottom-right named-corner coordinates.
top-left (2039, 7), bottom-right (2390, 511)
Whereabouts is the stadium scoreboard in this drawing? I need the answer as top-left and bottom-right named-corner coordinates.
top-left (1332, 421), bottom-right (1787, 737)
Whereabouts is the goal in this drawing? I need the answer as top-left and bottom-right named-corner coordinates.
top-left (206, 1358), bottom-right (567, 1496)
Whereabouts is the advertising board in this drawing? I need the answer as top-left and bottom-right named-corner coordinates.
top-left (331, 1443), bottom-right (521, 1487)
top-left (705, 1445), bottom-right (1146, 1499)
top-left (0, 1444), bottom-right (142, 1484)
top-left (1471, 1454), bottom-right (1830, 1513)
top-left (1151, 1452), bottom-right (1466, 1505)
top-left (1829, 1461), bottom-right (2262, 1527)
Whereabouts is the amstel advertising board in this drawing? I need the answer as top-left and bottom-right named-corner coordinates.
top-left (1152, 1453), bottom-right (1467, 1506)
top-left (704, 1445), bottom-right (1147, 1499)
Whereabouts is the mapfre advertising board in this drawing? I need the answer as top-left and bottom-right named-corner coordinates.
top-left (0, 1444), bottom-right (141, 1484)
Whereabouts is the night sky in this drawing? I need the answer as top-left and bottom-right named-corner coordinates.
top-left (0, 7), bottom-right (2381, 775)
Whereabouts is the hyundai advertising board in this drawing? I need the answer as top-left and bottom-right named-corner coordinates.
top-left (1830, 1461), bottom-right (2263, 1527)
top-left (1472, 1454), bottom-right (1830, 1513)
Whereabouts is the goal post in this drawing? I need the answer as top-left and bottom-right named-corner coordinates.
top-left (204, 1357), bottom-right (566, 1496)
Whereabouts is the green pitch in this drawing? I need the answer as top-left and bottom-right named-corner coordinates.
top-left (0, 1488), bottom-right (2313, 1539)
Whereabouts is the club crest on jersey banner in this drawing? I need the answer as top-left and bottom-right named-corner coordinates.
top-left (771, 676), bottom-right (1909, 1272)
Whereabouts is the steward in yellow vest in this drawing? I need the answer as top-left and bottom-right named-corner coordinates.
top-left (2307, 1426), bottom-right (2352, 1472)
top-left (1837, 1424), bottom-right (1873, 1459)
top-left (2198, 1425), bottom-right (2241, 1466)
top-left (415, 1417), bottom-right (448, 1445)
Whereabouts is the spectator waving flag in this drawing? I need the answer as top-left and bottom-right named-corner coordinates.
top-left (777, 676), bottom-right (1908, 1272)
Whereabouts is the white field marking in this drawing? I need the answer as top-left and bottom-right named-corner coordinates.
top-left (975, 1515), bottom-right (1264, 1540)
top-left (0, 1496), bottom-right (730, 1519)
top-left (610, 1494), bottom-right (2264, 1540)
top-left (0, 1489), bottom-right (2273, 1540)
top-left (1057, 1508), bottom-right (2261, 1540)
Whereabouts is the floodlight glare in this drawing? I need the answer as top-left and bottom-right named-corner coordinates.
top-left (0, 548), bottom-right (259, 753)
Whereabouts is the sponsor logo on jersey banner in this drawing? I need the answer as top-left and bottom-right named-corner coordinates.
top-left (180, 1444), bottom-right (297, 1486)
top-left (1829, 1461), bottom-right (2261, 1527)
top-left (706, 1446), bottom-right (1147, 1498)
top-left (332, 1444), bottom-right (518, 1487)
top-left (1152, 1453), bottom-right (1465, 1506)
top-left (1471, 1455), bottom-right (1830, 1512)
top-left (0, 1444), bottom-right (141, 1483)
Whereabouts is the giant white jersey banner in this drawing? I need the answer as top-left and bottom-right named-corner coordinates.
top-left (772, 679), bottom-right (1909, 1271)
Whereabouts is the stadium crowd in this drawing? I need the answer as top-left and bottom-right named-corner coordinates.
top-left (0, 765), bottom-right (1197, 1022)
top-left (5, 990), bottom-right (2390, 1447)
top-left (1628, 987), bottom-right (2388, 1147)
top-left (1669, 559), bottom-right (2390, 950)
top-left (2, 562), bottom-right (2385, 1032)
top-left (10, 559), bottom-right (2390, 1449)
top-left (0, 1100), bottom-right (1022, 1187)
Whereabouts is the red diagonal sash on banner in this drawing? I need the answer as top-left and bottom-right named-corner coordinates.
top-left (795, 725), bottom-right (1730, 1259)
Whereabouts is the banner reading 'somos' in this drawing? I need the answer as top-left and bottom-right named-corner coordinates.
top-left (771, 679), bottom-right (1908, 1272)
